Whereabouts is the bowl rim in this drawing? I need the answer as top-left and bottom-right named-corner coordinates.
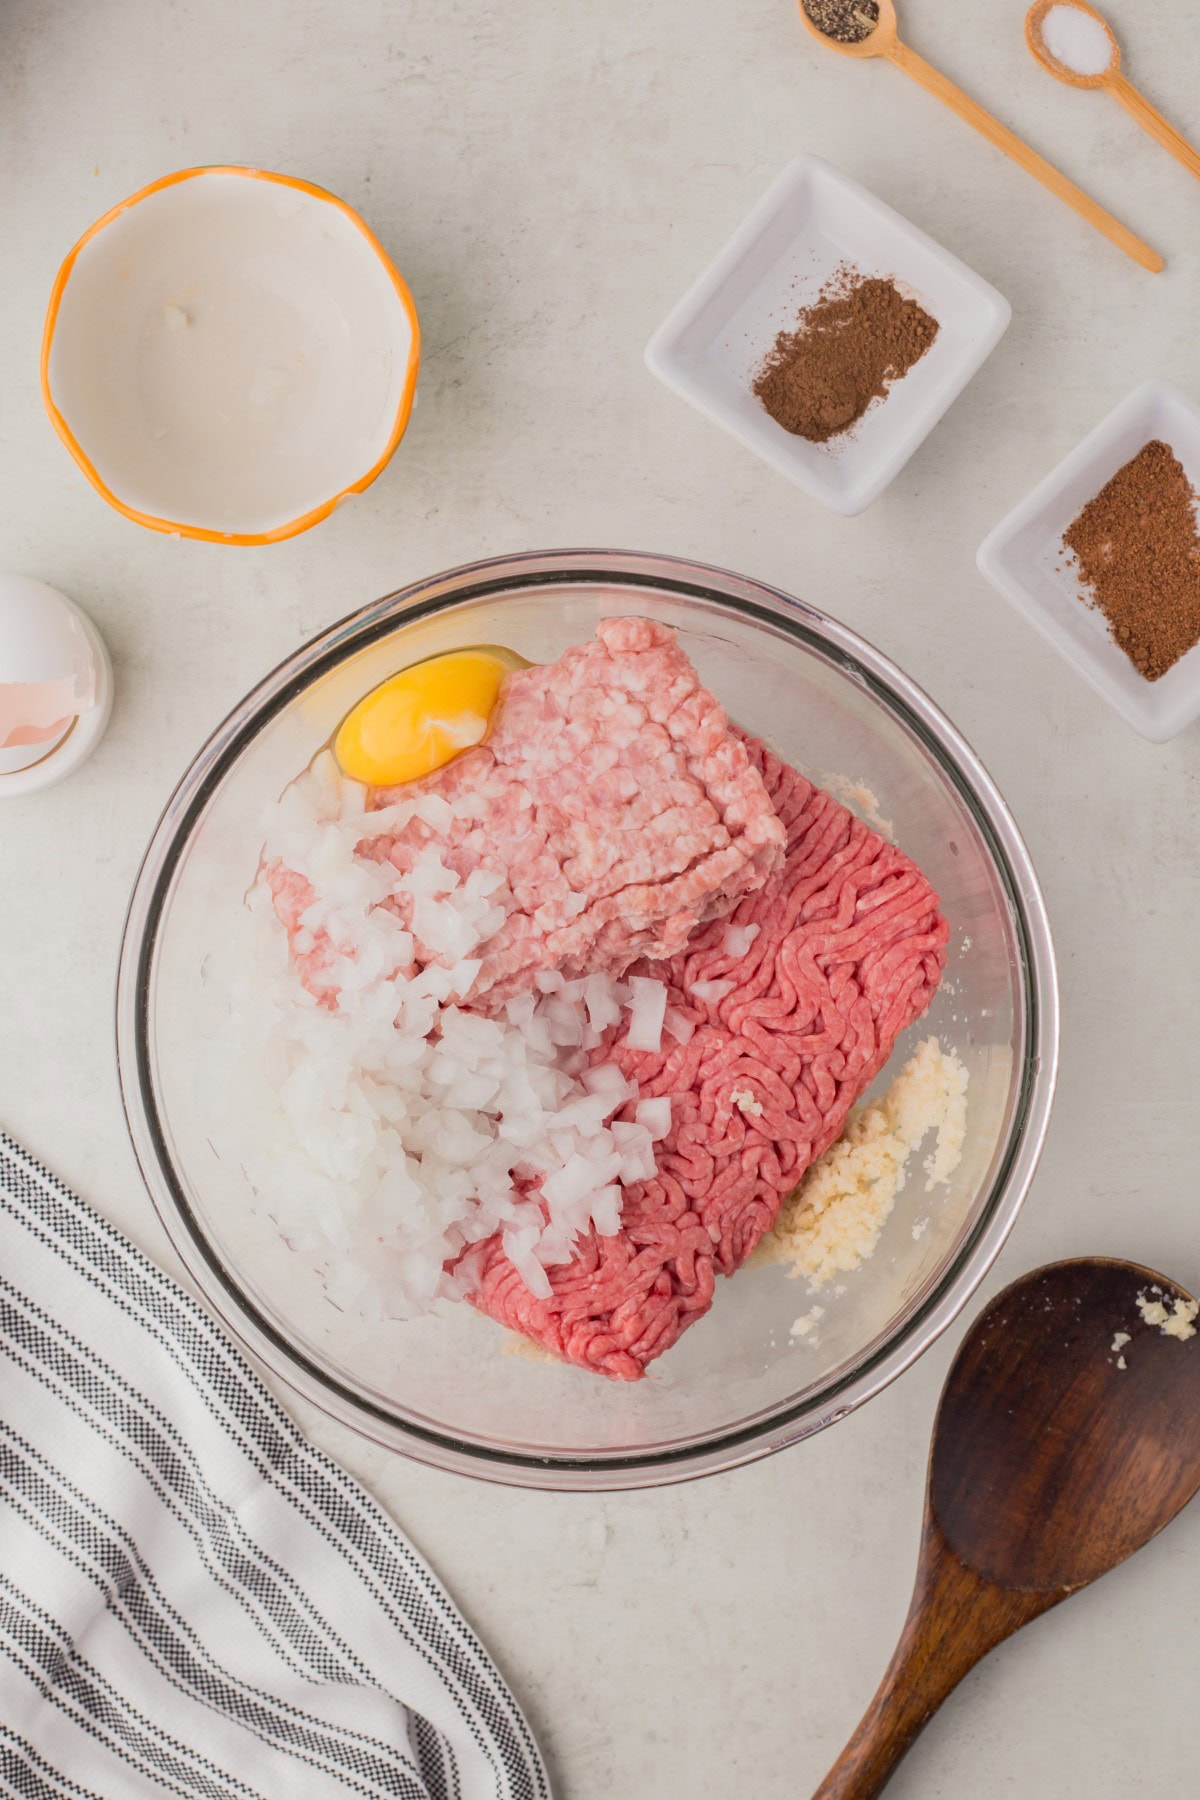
top-left (116, 548), bottom-right (1059, 1488)
top-left (40, 165), bottom-right (422, 547)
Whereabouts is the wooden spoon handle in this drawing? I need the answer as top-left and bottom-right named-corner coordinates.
top-left (1107, 73), bottom-right (1200, 184)
top-left (885, 39), bottom-right (1164, 272)
top-left (812, 1517), bottom-right (1054, 1799)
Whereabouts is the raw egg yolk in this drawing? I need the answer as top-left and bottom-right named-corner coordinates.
top-left (333, 647), bottom-right (526, 788)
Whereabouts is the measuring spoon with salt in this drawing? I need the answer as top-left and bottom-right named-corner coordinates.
top-left (798, 0), bottom-right (1162, 271)
top-left (1026, 0), bottom-right (1200, 186)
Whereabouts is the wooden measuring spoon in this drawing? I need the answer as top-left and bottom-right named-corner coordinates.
top-left (797, 0), bottom-right (1162, 271)
top-left (1026, 0), bottom-right (1200, 186)
top-left (814, 1258), bottom-right (1200, 1798)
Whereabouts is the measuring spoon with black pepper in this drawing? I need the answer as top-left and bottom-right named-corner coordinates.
top-left (798, 0), bottom-right (1163, 272)
top-left (813, 1258), bottom-right (1200, 1797)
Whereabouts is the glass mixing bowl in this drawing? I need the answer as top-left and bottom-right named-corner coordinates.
top-left (117, 550), bottom-right (1057, 1489)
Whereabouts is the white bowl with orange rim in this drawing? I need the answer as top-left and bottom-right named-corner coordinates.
top-left (41, 167), bottom-right (420, 546)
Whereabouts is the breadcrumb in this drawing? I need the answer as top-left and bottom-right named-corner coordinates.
top-left (790, 1305), bottom-right (825, 1343)
top-left (755, 1038), bottom-right (968, 1288)
top-left (1136, 1290), bottom-right (1198, 1341)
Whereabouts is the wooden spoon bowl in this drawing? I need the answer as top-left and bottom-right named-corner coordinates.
top-left (815, 1258), bottom-right (1200, 1797)
top-left (797, 0), bottom-right (897, 59)
top-left (1025, 0), bottom-right (1117, 91)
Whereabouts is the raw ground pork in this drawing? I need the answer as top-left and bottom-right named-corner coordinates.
top-left (465, 738), bottom-right (948, 1379)
top-left (270, 617), bottom-right (785, 1010)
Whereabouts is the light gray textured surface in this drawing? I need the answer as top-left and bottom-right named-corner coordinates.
top-left (3, 1), bottom-right (1198, 1793)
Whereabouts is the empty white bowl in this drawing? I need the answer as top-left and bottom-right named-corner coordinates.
top-left (42, 167), bottom-right (420, 545)
top-left (644, 155), bottom-right (1011, 516)
top-left (977, 380), bottom-right (1200, 742)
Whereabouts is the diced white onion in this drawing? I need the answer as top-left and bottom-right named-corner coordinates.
top-left (635, 1097), bottom-right (672, 1142)
top-left (625, 976), bottom-right (667, 1052)
top-left (723, 922), bottom-right (760, 959)
top-left (589, 1185), bottom-right (623, 1237)
top-left (236, 759), bottom-right (670, 1319)
top-left (663, 1006), bottom-right (696, 1046)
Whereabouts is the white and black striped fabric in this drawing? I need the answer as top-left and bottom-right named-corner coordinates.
top-left (0, 1133), bottom-right (550, 1800)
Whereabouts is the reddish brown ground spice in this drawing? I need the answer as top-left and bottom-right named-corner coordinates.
top-left (752, 268), bottom-right (939, 445)
top-left (1064, 440), bottom-right (1200, 682)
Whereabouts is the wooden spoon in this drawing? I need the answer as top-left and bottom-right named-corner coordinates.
top-left (797, 0), bottom-right (1163, 271)
top-left (814, 1258), bottom-right (1200, 1798)
top-left (1026, 0), bottom-right (1200, 187)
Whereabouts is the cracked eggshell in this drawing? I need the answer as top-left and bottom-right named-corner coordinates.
top-left (0, 576), bottom-right (112, 793)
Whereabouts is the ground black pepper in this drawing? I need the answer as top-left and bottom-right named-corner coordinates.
top-left (802, 0), bottom-right (880, 45)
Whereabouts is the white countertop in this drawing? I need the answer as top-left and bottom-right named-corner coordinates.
top-left (4, 0), bottom-right (1199, 1791)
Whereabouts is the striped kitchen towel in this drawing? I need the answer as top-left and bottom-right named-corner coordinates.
top-left (0, 1132), bottom-right (550, 1800)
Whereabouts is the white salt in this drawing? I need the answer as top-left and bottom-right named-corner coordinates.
top-left (1040, 5), bottom-right (1112, 77)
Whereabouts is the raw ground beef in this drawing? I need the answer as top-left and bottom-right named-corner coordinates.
top-left (353, 616), bottom-right (786, 1006)
top-left (466, 738), bottom-right (948, 1378)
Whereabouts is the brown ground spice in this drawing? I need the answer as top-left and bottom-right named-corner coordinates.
top-left (753, 268), bottom-right (939, 445)
top-left (1064, 440), bottom-right (1200, 682)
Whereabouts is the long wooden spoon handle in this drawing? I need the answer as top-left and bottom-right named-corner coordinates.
top-left (886, 39), bottom-right (1164, 272)
top-left (812, 1518), bottom-right (1053, 1800)
top-left (1107, 73), bottom-right (1200, 184)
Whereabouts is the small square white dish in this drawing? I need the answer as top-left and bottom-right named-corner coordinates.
top-left (644, 155), bottom-right (1011, 517)
top-left (977, 380), bottom-right (1200, 743)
